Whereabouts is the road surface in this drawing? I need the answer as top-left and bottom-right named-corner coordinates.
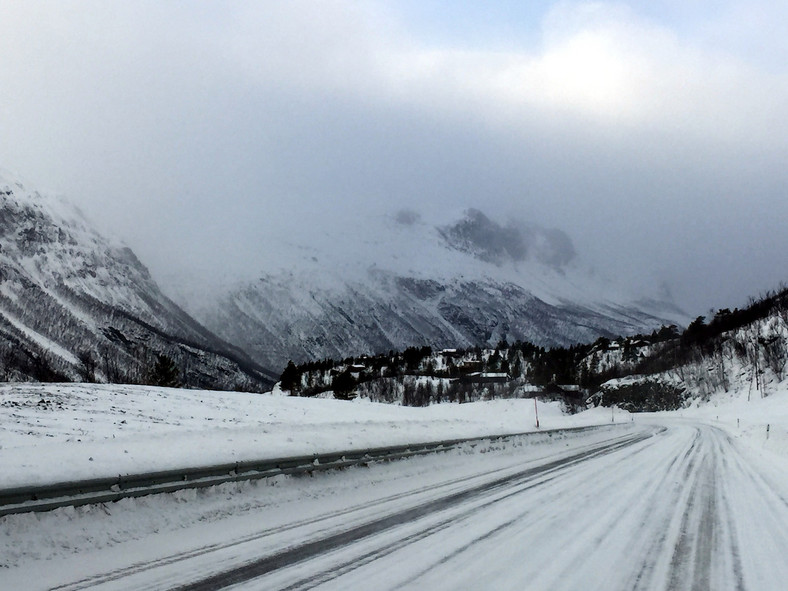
top-left (16, 421), bottom-right (788, 590)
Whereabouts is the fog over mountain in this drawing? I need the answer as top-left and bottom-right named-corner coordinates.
top-left (2, 2), bottom-right (788, 317)
top-left (164, 206), bottom-right (685, 369)
top-left (439, 209), bottom-right (576, 268)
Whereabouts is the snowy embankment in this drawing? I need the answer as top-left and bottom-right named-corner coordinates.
top-left (0, 383), bottom-right (629, 489)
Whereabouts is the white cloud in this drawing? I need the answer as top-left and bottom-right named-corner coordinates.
top-left (0, 1), bottom-right (787, 313)
top-left (201, 1), bottom-right (788, 153)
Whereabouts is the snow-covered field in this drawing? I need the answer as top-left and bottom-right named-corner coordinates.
top-left (4, 382), bottom-right (788, 590)
top-left (0, 383), bottom-right (625, 489)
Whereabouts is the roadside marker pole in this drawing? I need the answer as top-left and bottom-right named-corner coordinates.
top-left (534, 398), bottom-right (539, 429)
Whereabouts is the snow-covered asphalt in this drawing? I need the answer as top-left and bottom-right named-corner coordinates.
top-left (17, 419), bottom-right (788, 591)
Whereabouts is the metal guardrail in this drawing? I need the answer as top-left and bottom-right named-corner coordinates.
top-left (0, 423), bottom-right (623, 517)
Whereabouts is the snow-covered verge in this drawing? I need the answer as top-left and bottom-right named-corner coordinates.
top-left (0, 383), bottom-right (630, 490)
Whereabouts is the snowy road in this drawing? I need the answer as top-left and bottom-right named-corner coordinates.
top-left (12, 421), bottom-right (788, 590)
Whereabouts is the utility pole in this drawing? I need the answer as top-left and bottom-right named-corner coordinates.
top-left (534, 398), bottom-right (539, 429)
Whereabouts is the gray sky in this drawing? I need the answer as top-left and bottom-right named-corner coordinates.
top-left (1, 1), bottom-right (788, 316)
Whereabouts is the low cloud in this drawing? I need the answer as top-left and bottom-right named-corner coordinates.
top-left (0, 2), bottom-right (786, 314)
top-left (439, 208), bottom-right (576, 269)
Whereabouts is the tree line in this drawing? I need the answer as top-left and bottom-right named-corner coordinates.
top-left (278, 285), bottom-right (788, 410)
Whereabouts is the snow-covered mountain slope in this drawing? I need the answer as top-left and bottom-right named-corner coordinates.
top-left (591, 291), bottom-right (788, 410)
top-left (0, 170), bottom-right (274, 389)
top-left (172, 208), bottom-right (687, 371)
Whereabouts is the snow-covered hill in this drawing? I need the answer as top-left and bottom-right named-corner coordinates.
top-left (172, 208), bottom-right (686, 370)
top-left (581, 290), bottom-right (788, 411)
top-left (0, 169), bottom-right (274, 389)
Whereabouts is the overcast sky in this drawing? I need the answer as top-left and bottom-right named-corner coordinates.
top-left (1, 1), bottom-right (787, 316)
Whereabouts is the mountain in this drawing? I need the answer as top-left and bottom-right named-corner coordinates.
top-left (0, 170), bottom-right (275, 389)
top-left (171, 208), bottom-right (687, 371)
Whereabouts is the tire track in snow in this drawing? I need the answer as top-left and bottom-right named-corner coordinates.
top-left (53, 422), bottom-right (788, 591)
top-left (627, 429), bottom-right (701, 591)
top-left (666, 443), bottom-right (717, 589)
top-left (712, 427), bottom-right (788, 589)
top-left (51, 429), bottom-right (643, 591)
top-left (287, 424), bottom-right (770, 591)
top-left (394, 434), bottom-right (664, 589)
top-left (51, 428), bottom-right (648, 591)
top-left (172, 431), bottom-right (654, 591)
top-left (391, 428), bottom-right (671, 591)
top-left (509, 423), bottom-right (702, 591)
top-left (613, 425), bottom-right (745, 591)
top-left (341, 422), bottom-right (788, 591)
top-left (277, 441), bottom-right (655, 591)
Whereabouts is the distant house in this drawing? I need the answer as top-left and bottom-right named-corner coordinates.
top-left (459, 372), bottom-right (509, 384)
top-left (349, 364), bottom-right (366, 379)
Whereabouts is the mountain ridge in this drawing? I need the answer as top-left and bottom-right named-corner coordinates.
top-left (170, 208), bottom-right (687, 370)
top-left (0, 170), bottom-right (275, 389)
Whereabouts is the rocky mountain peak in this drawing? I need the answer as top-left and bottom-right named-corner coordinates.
top-left (438, 208), bottom-right (576, 269)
